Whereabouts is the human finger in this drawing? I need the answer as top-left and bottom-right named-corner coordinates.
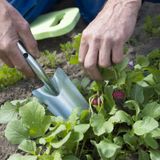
top-left (8, 6), bottom-right (40, 58)
top-left (84, 41), bottom-right (102, 80)
top-left (98, 40), bottom-right (112, 68)
top-left (112, 43), bottom-right (124, 64)
top-left (18, 23), bottom-right (40, 58)
top-left (0, 52), bottom-right (14, 67)
top-left (79, 36), bottom-right (89, 64)
top-left (8, 42), bottom-right (35, 77)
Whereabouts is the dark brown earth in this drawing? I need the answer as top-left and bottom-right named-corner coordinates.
top-left (0, 1), bottom-right (160, 159)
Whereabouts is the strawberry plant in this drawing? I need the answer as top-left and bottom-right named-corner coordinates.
top-left (0, 49), bottom-right (160, 160)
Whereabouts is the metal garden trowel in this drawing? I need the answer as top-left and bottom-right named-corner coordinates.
top-left (17, 42), bottom-right (89, 119)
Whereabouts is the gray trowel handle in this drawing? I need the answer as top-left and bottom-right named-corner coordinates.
top-left (17, 41), bottom-right (58, 95)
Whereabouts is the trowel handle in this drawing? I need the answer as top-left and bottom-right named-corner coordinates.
top-left (17, 41), bottom-right (58, 95)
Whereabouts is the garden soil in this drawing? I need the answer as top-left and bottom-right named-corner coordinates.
top-left (0, 1), bottom-right (160, 159)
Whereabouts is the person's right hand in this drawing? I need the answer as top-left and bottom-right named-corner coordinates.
top-left (0, 0), bottom-right (39, 77)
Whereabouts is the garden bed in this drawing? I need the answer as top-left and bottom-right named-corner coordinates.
top-left (0, 1), bottom-right (160, 160)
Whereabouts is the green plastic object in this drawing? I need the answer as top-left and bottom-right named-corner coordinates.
top-left (30, 8), bottom-right (80, 40)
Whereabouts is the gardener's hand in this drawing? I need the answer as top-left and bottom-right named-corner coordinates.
top-left (0, 0), bottom-right (39, 77)
top-left (79, 0), bottom-right (142, 80)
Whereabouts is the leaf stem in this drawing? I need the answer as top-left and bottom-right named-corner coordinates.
top-left (75, 142), bottom-right (79, 156)
top-left (79, 139), bottom-right (86, 158)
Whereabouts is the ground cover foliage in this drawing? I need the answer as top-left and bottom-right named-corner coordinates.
top-left (0, 47), bottom-right (160, 159)
top-left (0, 65), bottom-right (23, 90)
top-left (0, 14), bottom-right (160, 160)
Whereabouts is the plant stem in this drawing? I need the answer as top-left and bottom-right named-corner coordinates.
top-left (113, 67), bottom-right (118, 81)
top-left (75, 142), bottom-right (79, 156)
top-left (79, 139), bottom-right (86, 158)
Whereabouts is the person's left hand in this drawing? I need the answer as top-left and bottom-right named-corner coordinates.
top-left (79, 0), bottom-right (142, 80)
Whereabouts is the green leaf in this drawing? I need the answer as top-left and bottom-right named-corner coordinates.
top-left (108, 110), bottom-right (133, 125)
top-left (147, 68), bottom-right (160, 83)
top-left (0, 65), bottom-right (23, 89)
top-left (148, 49), bottom-right (160, 60)
top-left (133, 117), bottom-right (159, 136)
top-left (52, 150), bottom-right (62, 160)
top-left (19, 100), bottom-right (51, 138)
top-left (143, 74), bottom-right (155, 85)
top-left (142, 102), bottom-right (160, 119)
top-left (115, 56), bottom-right (129, 72)
top-left (51, 132), bottom-right (71, 148)
top-left (136, 55), bottom-right (150, 67)
top-left (101, 68), bottom-right (116, 82)
top-left (90, 114), bottom-right (113, 136)
top-left (40, 50), bottom-right (56, 68)
top-left (123, 132), bottom-right (138, 150)
top-left (116, 71), bottom-right (127, 86)
top-left (66, 124), bottom-right (89, 145)
top-left (63, 155), bottom-right (79, 160)
top-left (138, 80), bottom-right (149, 87)
top-left (86, 155), bottom-right (93, 160)
top-left (80, 110), bottom-right (90, 123)
top-left (5, 120), bottom-right (29, 144)
top-left (72, 33), bottom-right (81, 53)
top-left (131, 85), bottom-right (144, 104)
top-left (151, 128), bottom-right (160, 139)
top-left (113, 136), bottom-right (124, 146)
top-left (18, 140), bottom-right (36, 154)
top-left (69, 55), bottom-right (78, 65)
top-left (150, 150), bottom-right (160, 160)
top-left (38, 155), bottom-right (55, 160)
top-left (143, 87), bottom-right (155, 103)
top-left (154, 83), bottom-right (160, 95)
top-left (124, 100), bottom-right (140, 119)
top-left (144, 16), bottom-right (153, 35)
top-left (8, 154), bottom-right (37, 160)
top-left (68, 110), bottom-right (79, 127)
top-left (138, 150), bottom-right (150, 160)
top-left (81, 77), bottom-right (90, 88)
top-left (0, 102), bottom-right (19, 124)
top-left (74, 124), bottom-right (90, 134)
top-left (68, 131), bottom-right (84, 143)
top-left (154, 71), bottom-right (160, 83)
top-left (65, 131), bottom-right (84, 151)
top-left (104, 86), bottom-right (115, 110)
top-left (43, 124), bottom-right (66, 143)
top-left (144, 134), bottom-right (158, 149)
top-left (92, 139), bottom-right (120, 159)
top-left (11, 99), bottom-right (30, 106)
top-left (128, 71), bottom-right (144, 83)
top-left (90, 81), bottom-right (101, 92)
top-left (51, 116), bottom-right (64, 126)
